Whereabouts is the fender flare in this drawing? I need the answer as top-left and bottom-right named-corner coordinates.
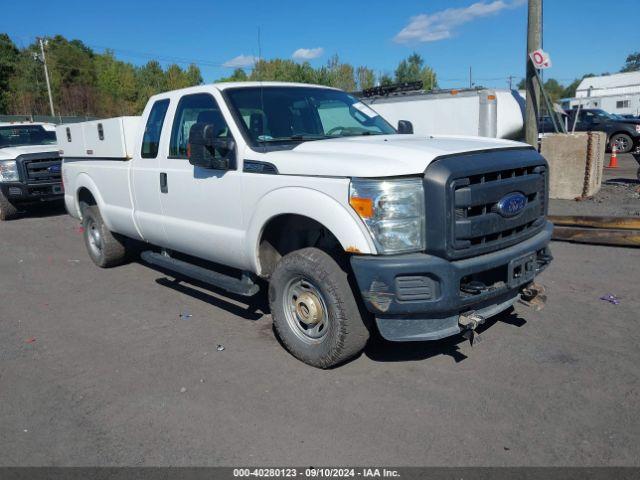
top-left (245, 187), bottom-right (376, 275)
top-left (73, 173), bottom-right (114, 230)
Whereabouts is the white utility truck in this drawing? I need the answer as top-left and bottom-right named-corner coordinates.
top-left (0, 122), bottom-right (62, 220)
top-left (361, 84), bottom-right (525, 140)
top-left (60, 82), bottom-right (552, 368)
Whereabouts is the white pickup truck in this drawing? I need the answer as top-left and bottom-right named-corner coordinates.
top-left (0, 122), bottom-right (62, 220)
top-left (60, 82), bottom-right (552, 368)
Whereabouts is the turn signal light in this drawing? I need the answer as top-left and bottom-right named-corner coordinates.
top-left (350, 197), bottom-right (374, 219)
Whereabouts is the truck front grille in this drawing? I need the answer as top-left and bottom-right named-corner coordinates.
top-left (423, 148), bottom-right (548, 260)
top-left (452, 165), bottom-right (546, 255)
top-left (23, 157), bottom-right (61, 184)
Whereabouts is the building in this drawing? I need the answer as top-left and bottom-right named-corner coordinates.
top-left (563, 71), bottom-right (640, 115)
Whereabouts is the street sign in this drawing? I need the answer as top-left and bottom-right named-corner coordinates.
top-left (529, 49), bottom-right (552, 69)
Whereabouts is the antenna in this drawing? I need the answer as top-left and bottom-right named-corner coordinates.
top-left (257, 26), bottom-right (265, 142)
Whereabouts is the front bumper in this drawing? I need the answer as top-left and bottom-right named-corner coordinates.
top-left (350, 221), bottom-right (553, 341)
top-left (0, 181), bottom-right (64, 204)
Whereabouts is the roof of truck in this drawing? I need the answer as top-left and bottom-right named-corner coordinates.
top-left (146, 82), bottom-right (341, 102)
top-left (212, 81), bottom-right (339, 91)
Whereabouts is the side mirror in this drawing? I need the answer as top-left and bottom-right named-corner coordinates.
top-left (188, 122), bottom-right (235, 169)
top-left (397, 120), bottom-right (414, 134)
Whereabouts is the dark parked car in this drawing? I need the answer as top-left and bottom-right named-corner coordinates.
top-left (540, 109), bottom-right (640, 153)
top-left (559, 109), bottom-right (640, 153)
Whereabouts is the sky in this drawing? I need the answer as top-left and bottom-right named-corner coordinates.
top-left (2, 0), bottom-right (639, 89)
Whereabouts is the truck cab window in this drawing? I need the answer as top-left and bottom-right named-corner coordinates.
top-left (141, 99), bottom-right (170, 158)
top-left (169, 93), bottom-right (231, 159)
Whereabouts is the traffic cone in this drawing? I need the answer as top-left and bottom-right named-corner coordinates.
top-left (606, 144), bottom-right (619, 168)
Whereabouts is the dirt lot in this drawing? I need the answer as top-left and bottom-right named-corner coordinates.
top-left (549, 153), bottom-right (640, 217)
top-left (1, 203), bottom-right (639, 466)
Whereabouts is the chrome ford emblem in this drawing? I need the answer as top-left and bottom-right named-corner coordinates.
top-left (496, 192), bottom-right (527, 217)
top-left (48, 164), bottom-right (61, 174)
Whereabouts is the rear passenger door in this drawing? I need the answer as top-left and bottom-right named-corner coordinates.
top-left (131, 98), bottom-right (170, 246)
top-left (157, 92), bottom-right (245, 267)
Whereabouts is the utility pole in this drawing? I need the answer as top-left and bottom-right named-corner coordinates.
top-left (469, 66), bottom-right (472, 88)
top-left (508, 75), bottom-right (514, 90)
top-left (525, 0), bottom-right (542, 147)
top-left (38, 37), bottom-right (55, 117)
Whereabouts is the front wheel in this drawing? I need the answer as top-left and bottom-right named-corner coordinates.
top-left (82, 205), bottom-right (128, 268)
top-left (0, 191), bottom-right (19, 221)
top-left (269, 247), bottom-right (370, 368)
top-left (610, 133), bottom-right (633, 153)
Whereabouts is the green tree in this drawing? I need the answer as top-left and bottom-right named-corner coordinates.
top-left (94, 50), bottom-right (137, 115)
top-left (317, 55), bottom-right (356, 91)
top-left (0, 34), bottom-right (20, 113)
top-left (217, 68), bottom-right (248, 82)
top-left (543, 78), bottom-right (565, 104)
top-left (45, 35), bottom-right (97, 114)
top-left (185, 64), bottom-right (203, 86)
top-left (135, 60), bottom-right (166, 111)
top-left (379, 73), bottom-right (393, 86)
top-left (620, 52), bottom-right (640, 73)
top-left (250, 58), bottom-right (319, 85)
top-left (356, 66), bottom-right (375, 90)
top-left (560, 73), bottom-right (595, 99)
top-left (394, 52), bottom-right (437, 89)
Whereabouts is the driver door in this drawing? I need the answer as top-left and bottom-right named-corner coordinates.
top-left (157, 92), bottom-right (245, 267)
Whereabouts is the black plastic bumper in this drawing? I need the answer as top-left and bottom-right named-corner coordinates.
top-left (350, 221), bottom-right (553, 341)
top-left (0, 182), bottom-right (63, 204)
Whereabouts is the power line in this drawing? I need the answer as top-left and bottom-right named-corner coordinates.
top-left (86, 43), bottom-right (226, 68)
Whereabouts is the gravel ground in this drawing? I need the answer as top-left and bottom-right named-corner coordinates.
top-left (0, 207), bottom-right (639, 466)
top-left (549, 153), bottom-right (640, 217)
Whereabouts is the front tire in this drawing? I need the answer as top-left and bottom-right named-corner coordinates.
top-left (610, 133), bottom-right (633, 153)
top-left (0, 191), bottom-right (19, 221)
top-left (269, 247), bottom-right (369, 368)
top-left (82, 205), bottom-right (127, 268)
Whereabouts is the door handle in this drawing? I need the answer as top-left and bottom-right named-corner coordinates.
top-left (160, 172), bottom-right (168, 193)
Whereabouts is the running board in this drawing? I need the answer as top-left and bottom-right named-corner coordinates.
top-left (140, 251), bottom-right (259, 297)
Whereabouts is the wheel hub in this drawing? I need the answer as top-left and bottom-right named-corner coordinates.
top-left (295, 291), bottom-right (324, 325)
top-left (283, 278), bottom-right (330, 343)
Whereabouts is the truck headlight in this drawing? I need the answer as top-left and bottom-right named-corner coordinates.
top-left (0, 160), bottom-right (19, 182)
top-left (349, 177), bottom-right (425, 254)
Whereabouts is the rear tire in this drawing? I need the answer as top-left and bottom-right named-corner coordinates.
top-left (82, 205), bottom-right (127, 268)
top-left (269, 247), bottom-right (369, 368)
top-left (0, 191), bottom-right (19, 221)
top-left (610, 133), bottom-right (633, 153)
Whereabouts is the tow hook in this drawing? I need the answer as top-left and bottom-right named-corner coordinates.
top-left (518, 282), bottom-right (547, 311)
top-left (459, 311), bottom-right (485, 346)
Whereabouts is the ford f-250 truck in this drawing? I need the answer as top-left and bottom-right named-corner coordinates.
top-left (0, 122), bottom-right (62, 220)
top-left (60, 82), bottom-right (552, 368)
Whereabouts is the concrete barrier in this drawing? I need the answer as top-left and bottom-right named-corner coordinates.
top-left (540, 132), bottom-right (605, 199)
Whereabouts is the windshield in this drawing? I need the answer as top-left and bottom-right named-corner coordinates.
top-left (224, 86), bottom-right (396, 146)
top-left (591, 109), bottom-right (616, 120)
top-left (0, 125), bottom-right (57, 148)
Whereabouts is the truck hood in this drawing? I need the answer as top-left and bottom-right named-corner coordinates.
top-left (0, 144), bottom-right (59, 161)
top-left (263, 134), bottom-right (530, 177)
top-left (616, 118), bottom-right (640, 126)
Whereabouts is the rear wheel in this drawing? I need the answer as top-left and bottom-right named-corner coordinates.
top-left (610, 133), bottom-right (633, 153)
top-left (269, 247), bottom-right (369, 368)
top-left (0, 191), bottom-right (19, 221)
top-left (82, 205), bottom-right (127, 268)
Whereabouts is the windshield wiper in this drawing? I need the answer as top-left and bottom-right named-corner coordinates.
top-left (259, 134), bottom-right (331, 143)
